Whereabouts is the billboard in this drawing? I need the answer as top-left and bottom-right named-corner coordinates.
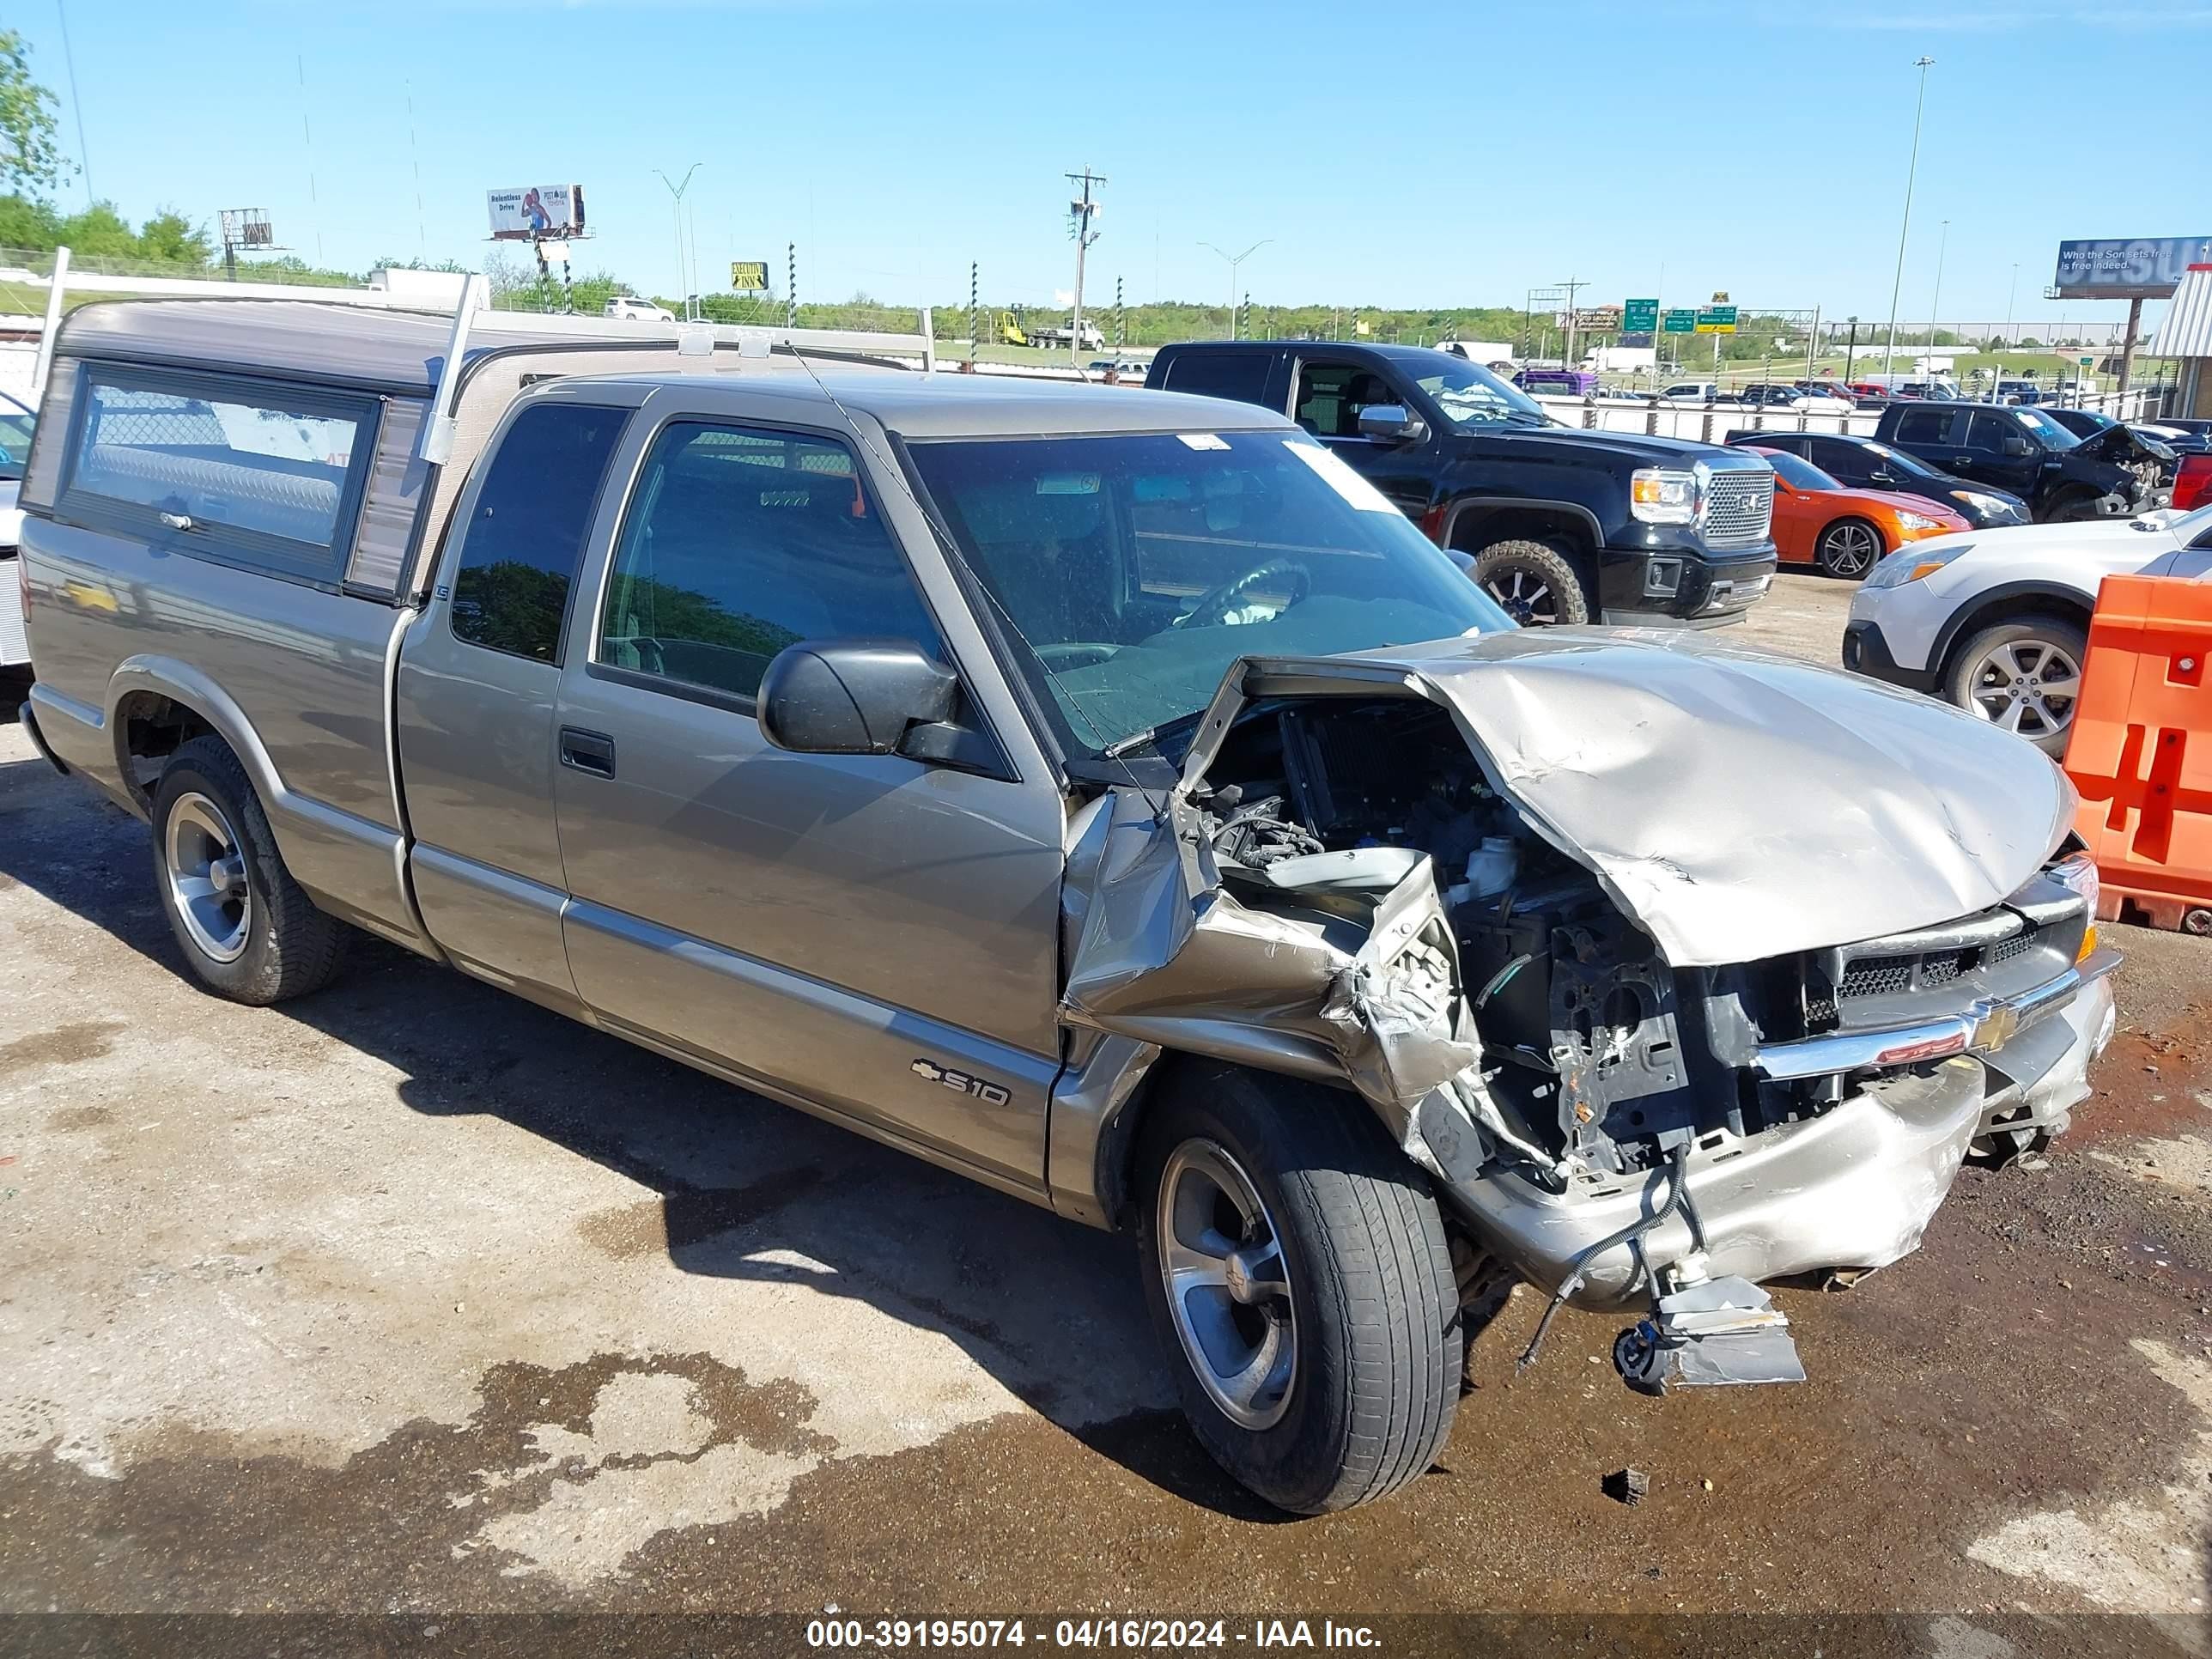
top-left (487, 185), bottom-right (586, 241)
top-left (2052, 236), bottom-right (2212, 301)
top-left (729, 260), bottom-right (769, 292)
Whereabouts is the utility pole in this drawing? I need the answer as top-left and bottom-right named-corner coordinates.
top-left (1115, 275), bottom-right (1125, 350)
top-left (1844, 317), bottom-right (1859, 383)
top-left (1203, 240), bottom-right (1271, 338)
top-left (1066, 167), bottom-right (1106, 367)
top-left (1882, 56), bottom-right (1936, 379)
top-left (969, 261), bottom-right (980, 362)
top-left (1559, 276), bottom-right (1586, 369)
top-left (654, 165), bottom-right (702, 321)
top-left (786, 243), bottom-right (797, 329)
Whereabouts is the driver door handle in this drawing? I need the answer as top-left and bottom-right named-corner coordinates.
top-left (559, 726), bottom-right (617, 779)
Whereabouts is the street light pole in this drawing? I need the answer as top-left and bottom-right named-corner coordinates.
top-left (1201, 240), bottom-right (1271, 338)
top-left (1881, 55), bottom-right (1936, 380)
top-left (1926, 217), bottom-right (1949, 368)
top-left (653, 164), bottom-right (702, 321)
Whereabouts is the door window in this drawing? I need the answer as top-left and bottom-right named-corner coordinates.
top-left (1809, 437), bottom-right (1870, 481)
top-left (596, 422), bottom-right (942, 703)
top-left (1891, 407), bottom-right (1953, 446)
top-left (447, 403), bottom-right (629, 663)
top-left (1156, 350), bottom-right (1275, 408)
top-left (1966, 411), bottom-right (2026, 453)
top-left (1293, 362), bottom-right (1400, 439)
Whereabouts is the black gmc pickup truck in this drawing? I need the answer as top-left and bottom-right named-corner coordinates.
top-left (1146, 341), bottom-right (1778, 626)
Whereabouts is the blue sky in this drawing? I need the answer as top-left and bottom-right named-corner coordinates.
top-left (12, 0), bottom-right (2209, 329)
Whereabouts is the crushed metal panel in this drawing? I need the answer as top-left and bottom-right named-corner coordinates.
top-left (1182, 629), bottom-right (2074, 967)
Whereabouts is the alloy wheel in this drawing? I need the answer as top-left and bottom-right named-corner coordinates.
top-left (1963, 636), bottom-right (2082, 741)
top-left (1484, 568), bottom-right (1562, 625)
top-left (1155, 1139), bottom-right (1297, 1431)
top-left (165, 791), bottom-right (252, 963)
top-left (1820, 521), bottom-right (1881, 578)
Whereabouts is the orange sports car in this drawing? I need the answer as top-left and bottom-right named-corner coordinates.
top-left (1748, 445), bottom-right (1970, 579)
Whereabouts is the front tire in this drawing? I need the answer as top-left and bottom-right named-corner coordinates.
top-left (1134, 1063), bottom-right (1461, 1514)
top-left (1944, 617), bottom-right (2088, 757)
top-left (1469, 538), bottom-right (1591, 626)
top-left (151, 735), bottom-right (348, 1004)
top-left (1815, 517), bottom-right (1884, 580)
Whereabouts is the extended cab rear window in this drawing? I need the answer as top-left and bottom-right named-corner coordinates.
top-left (1155, 350), bottom-right (1275, 408)
top-left (60, 366), bottom-right (378, 583)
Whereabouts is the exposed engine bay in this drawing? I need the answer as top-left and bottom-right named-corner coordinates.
top-left (1058, 646), bottom-right (2119, 1395)
top-left (1194, 696), bottom-right (1813, 1182)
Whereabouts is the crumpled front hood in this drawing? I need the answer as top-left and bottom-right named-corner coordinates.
top-left (1183, 628), bottom-right (2075, 966)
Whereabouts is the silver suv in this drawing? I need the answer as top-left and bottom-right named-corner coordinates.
top-left (16, 299), bottom-right (2118, 1513)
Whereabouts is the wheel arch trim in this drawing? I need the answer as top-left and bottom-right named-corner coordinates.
top-left (1434, 495), bottom-right (1606, 556)
top-left (1929, 581), bottom-right (2094, 678)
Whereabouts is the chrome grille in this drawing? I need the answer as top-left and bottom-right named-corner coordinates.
top-left (1701, 470), bottom-right (1775, 550)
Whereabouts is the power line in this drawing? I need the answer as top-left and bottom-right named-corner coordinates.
top-left (52, 0), bottom-right (92, 204)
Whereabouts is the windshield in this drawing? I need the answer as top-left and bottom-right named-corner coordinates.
top-left (0, 404), bottom-right (33, 482)
top-left (1399, 353), bottom-right (1548, 431)
top-left (908, 429), bottom-right (1511, 754)
top-left (1762, 450), bottom-right (1839, 492)
top-left (2014, 408), bottom-right (2081, 449)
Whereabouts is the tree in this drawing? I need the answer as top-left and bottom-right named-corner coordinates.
top-left (0, 30), bottom-right (67, 197)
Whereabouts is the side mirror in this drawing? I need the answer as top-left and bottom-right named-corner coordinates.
top-left (2002, 434), bottom-right (2034, 457)
top-left (1869, 469), bottom-right (1897, 486)
top-left (1357, 404), bottom-right (1428, 444)
top-left (757, 639), bottom-right (960, 758)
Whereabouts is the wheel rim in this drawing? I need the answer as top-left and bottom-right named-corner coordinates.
top-left (1156, 1139), bottom-right (1297, 1431)
top-left (1484, 565), bottom-right (1562, 625)
top-left (1823, 522), bottom-right (1880, 577)
top-left (1962, 636), bottom-right (2082, 740)
top-left (165, 792), bottom-right (252, 963)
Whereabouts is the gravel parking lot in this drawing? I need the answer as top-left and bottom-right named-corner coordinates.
top-left (2, 575), bottom-right (2207, 1642)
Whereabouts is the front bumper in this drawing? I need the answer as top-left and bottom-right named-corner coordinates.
top-left (1448, 949), bottom-right (2118, 1310)
top-left (1596, 546), bottom-right (1778, 627)
top-left (1449, 1057), bottom-right (1987, 1308)
top-left (1842, 617), bottom-right (1940, 694)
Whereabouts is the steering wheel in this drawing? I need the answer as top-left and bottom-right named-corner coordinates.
top-left (1176, 558), bottom-right (1310, 630)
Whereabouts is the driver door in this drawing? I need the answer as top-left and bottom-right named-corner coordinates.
top-left (1291, 358), bottom-right (1433, 518)
top-left (548, 400), bottom-right (1066, 1192)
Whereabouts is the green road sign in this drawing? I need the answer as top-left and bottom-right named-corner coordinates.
top-left (1662, 308), bottom-right (1698, 334)
top-left (2079, 356), bottom-right (2094, 367)
top-left (1695, 305), bottom-right (1739, 334)
top-left (1623, 298), bottom-right (1659, 333)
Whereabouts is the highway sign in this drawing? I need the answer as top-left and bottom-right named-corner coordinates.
top-left (1662, 308), bottom-right (1697, 334)
top-left (2079, 356), bottom-right (2094, 367)
top-left (1623, 298), bottom-right (1659, 333)
top-left (1695, 305), bottom-right (1739, 335)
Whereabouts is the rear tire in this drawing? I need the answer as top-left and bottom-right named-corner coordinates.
top-left (1943, 617), bottom-right (2088, 758)
top-left (1814, 517), bottom-right (1885, 580)
top-left (150, 735), bottom-right (348, 1004)
top-left (1134, 1063), bottom-right (1462, 1514)
top-left (1469, 538), bottom-right (1590, 626)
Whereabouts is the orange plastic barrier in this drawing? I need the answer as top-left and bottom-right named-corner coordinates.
top-left (2063, 573), bottom-right (2212, 935)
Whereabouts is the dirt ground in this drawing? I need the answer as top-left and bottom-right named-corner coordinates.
top-left (1, 575), bottom-right (2207, 1652)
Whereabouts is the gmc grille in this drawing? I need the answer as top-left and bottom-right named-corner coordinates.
top-left (1701, 471), bottom-right (1775, 550)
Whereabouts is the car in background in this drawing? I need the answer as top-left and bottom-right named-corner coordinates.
top-left (1844, 382), bottom-right (1890, 404)
top-left (1725, 430), bottom-right (2032, 530)
top-left (603, 295), bottom-right (676, 323)
top-left (2172, 453), bottom-right (2212, 513)
top-left (1514, 367), bottom-right (1598, 397)
top-left (1844, 501), bottom-right (2212, 754)
top-left (1792, 380), bottom-right (1856, 409)
top-left (1085, 358), bottom-right (1151, 381)
top-left (1740, 382), bottom-right (1853, 414)
top-left (1660, 380), bottom-right (1729, 403)
top-left (1744, 445), bottom-right (1966, 578)
top-left (0, 388), bottom-right (34, 678)
top-left (1875, 400), bottom-right (2162, 523)
top-left (1995, 380), bottom-right (2046, 405)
